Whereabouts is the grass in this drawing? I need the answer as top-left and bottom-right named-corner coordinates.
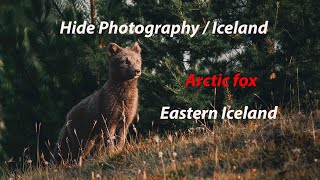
top-left (2, 112), bottom-right (320, 179)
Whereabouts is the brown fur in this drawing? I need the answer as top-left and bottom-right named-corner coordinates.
top-left (56, 42), bottom-right (142, 163)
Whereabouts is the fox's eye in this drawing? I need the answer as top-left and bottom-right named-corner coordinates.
top-left (120, 59), bottom-right (126, 64)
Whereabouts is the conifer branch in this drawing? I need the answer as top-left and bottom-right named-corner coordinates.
top-left (51, 0), bottom-right (65, 20)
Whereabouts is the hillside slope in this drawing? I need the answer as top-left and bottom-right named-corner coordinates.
top-left (3, 113), bottom-right (320, 179)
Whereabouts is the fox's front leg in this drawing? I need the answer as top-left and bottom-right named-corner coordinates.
top-left (105, 124), bottom-right (117, 155)
top-left (116, 125), bottom-right (129, 152)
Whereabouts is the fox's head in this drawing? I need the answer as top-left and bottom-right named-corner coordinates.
top-left (107, 42), bottom-right (142, 81)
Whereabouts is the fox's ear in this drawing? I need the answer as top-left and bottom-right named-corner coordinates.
top-left (107, 43), bottom-right (123, 57)
top-left (131, 42), bottom-right (141, 54)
